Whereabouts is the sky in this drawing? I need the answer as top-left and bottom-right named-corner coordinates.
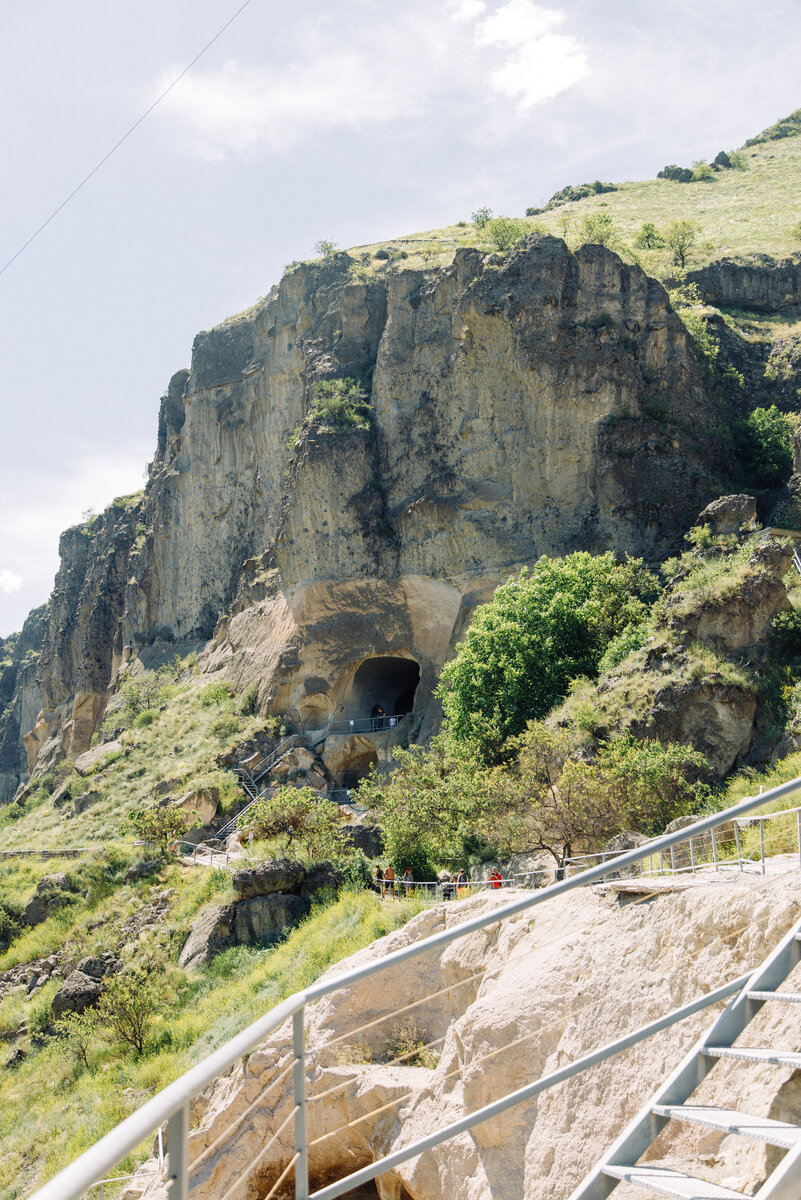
top-left (1, 0), bottom-right (800, 636)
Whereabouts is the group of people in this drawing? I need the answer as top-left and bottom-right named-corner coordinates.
top-left (374, 863), bottom-right (414, 898)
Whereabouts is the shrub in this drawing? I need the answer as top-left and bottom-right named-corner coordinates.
top-left (384, 1018), bottom-right (439, 1068)
top-left (527, 180), bottom-right (617, 215)
top-left (239, 682), bottom-right (259, 715)
top-left (437, 553), bottom-right (658, 761)
top-left (773, 610), bottom-right (801, 654)
top-left (55, 1009), bottom-right (98, 1070)
top-left (579, 213), bottom-right (619, 248)
top-left (598, 622), bottom-right (650, 673)
top-left (733, 405), bottom-right (797, 489)
top-left (201, 681), bottom-right (235, 707)
top-left (97, 967), bottom-right (156, 1057)
top-left (691, 160), bottom-right (715, 182)
top-left (657, 164), bottom-right (694, 183)
top-left (309, 378), bottom-right (372, 432)
top-left (665, 220), bottom-right (699, 267)
top-left (486, 217), bottom-right (531, 252)
top-left (0, 904), bottom-right (22, 952)
top-left (313, 239), bottom-right (338, 258)
top-left (210, 713), bottom-right (240, 741)
top-left (634, 222), bottom-right (665, 249)
top-left (246, 787), bottom-right (346, 859)
top-left (471, 206), bottom-right (493, 229)
top-left (129, 805), bottom-right (198, 855)
top-left (133, 709), bottom-right (157, 728)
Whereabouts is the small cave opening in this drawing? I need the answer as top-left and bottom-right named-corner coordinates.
top-left (339, 745), bottom-right (379, 789)
top-left (350, 656), bottom-right (421, 720)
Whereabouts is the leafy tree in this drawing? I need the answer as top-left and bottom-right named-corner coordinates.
top-left (129, 805), bottom-right (198, 856)
top-left (313, 239), bottom-right (338, 258)
top-left (97, 968), bottom-right (156, 1057)
top-left (592, 735), bottom-right (709, 835)
top-left (691, 160), bottom-right (715, 182)
top-left (486, 216), bottom-right (531, 251)
top-left (246, 787), bottom-right (345, 859)
top-left (438, 553), bottom-right (658, 761)
top-left (665, 220), bottom-right (699, 267)
top-left (634, 222), bottom-right (665, 250)
top-left (580, 213), bottom-right (618, 247)
top-left (55, 1009), bottom-right (98, 1070)
top-left (357, 735), bottom-right (489, 875)
top-left (471, 207), bottom-right (493, 229)
top-left (733, 405), bottom-right (797, 489)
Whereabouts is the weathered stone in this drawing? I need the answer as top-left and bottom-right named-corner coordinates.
top-left (688, 254), bottom-right (801, 313)
top-left (300, 863), bottom-right (342, 898)
top-left (174, 787), bottom-right (219, 826)
top-left (23, 873), bottom-right (75, 927)
top-left (75, 955), bottom-right (117, 980)
top-left (72, 789), bottom-right (102, 814)
top-left (50, 970), bottom-right (103, 1023)
top-left (3, 1047), bottom-right (26, 1070)
top-left (696, 493), bottom-right (757, 533)
top-left (749, 537), bottom-right (793, 578)
top-left (632, 679), bottom-right (757, 778)
top-left (124, 859), bottom-right (160, 883)
top-left (344, 824), bottom-right (383, 858)
top-left (232, 860), bottom-right (306, 899)
top-left (73, 740), bottom-right (123, 777)
top-left (232, 894), bottom-right (305, 944)
top-left (178, 904), bottom-right (236, 970)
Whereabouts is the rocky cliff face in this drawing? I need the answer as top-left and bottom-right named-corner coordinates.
top-left (8, 235), bottom-right (734, 794)
top-left (0, 604), bottom-right (47, 803)
top-left (689, 253), bottom-right (801, 314)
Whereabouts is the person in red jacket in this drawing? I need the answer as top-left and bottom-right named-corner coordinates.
top-left (489, 868), bottom-right (503, 889)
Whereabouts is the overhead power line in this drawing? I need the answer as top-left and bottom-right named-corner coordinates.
top-left (0, 0), bottom-right (258, 279)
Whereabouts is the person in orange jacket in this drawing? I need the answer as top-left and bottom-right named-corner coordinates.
top-left (489, 867), bottom-right (503, 889)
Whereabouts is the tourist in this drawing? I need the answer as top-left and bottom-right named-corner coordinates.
top-left (384, 861), bottom-right (396, 898)
top-left (403, 866), bottom-right (413, 896)
top-left (374, 864), bottom-right (384, 895)
top-left (490, 867), bottom-right (503, 889)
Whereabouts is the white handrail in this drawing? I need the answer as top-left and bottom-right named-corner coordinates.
top-left (29, 771), bottom-right (801, 1200)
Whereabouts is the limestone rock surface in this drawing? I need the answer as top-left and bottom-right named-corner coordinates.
top-left (232, 859), bottom-right (306, 899)
top-left (129, 876), bottom-right (801, 1200)
top-left (50, 969), bottom-right (103, 1023)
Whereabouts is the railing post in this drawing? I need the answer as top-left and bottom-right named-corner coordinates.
top-left (688, 836), bottom-right (696, 874)
top-left (293, 1007), bottom-right (309, 1200)
top-left (167, 1102), bottom-right (189, 1200)
top-left (734, 821), bottom-right (742, 871)
top-left (797, 810), bottom-right (801, 874)
top-left (760, 818), bottom-right (766, 875)
top-left (711, 827), bottom-right (718, 871)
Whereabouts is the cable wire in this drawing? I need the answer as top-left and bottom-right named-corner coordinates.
top-left (0, 0), bottom-right (258, 279)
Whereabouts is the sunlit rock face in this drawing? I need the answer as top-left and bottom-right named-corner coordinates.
top-left (16, 235), bottom-right (729, 785)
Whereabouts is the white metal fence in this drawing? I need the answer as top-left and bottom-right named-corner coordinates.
top-left (29, 773), bottom-right (801, 1200)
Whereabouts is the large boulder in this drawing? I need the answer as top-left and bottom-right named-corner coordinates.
top-left (73, 740), bottom-right (123, 777)
top-left (22, 873), bottom-right (76, 927)
top-left (174, 788), bottom-right (219, 826)
top-left (178, 904), bottom-right (236, 970)
top-left (696, 494), bottom-right (756, 534)
top-left (233, 894), bottom-right (306, 945)
top-left (232, 859), bottom-right (306, 899)
top-left (50, 970), bottom-right (103, 1023)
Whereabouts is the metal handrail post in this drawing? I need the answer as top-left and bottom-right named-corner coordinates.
top-left (797, 810), bottom-right (801, 873)
top-left (760, 818), bottom-right (766, 875)
top-left (167, 1102), bottom-right (189, 1200)
top-left (689, 837), bottom-right (696, 874)
top-left (670, 844), bottom-right (675, 874)
top-left (734, 821), bottom-right (742, 871)
top-left (711, 827), bottom-right (718, 871)
top-left (293, 1008), bottom-right (309, 1200)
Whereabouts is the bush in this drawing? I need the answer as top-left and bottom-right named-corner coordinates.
top-left (129, 805), bottom-right (199, 855)
top-left (773, 610), bottom-right (801, 654)
top-left (665, 220), bottom-right (699, 267)
top-left (309, 378), bottom-right (372, 432)
top-left (246, 787), bottom-right (345, 859)
top-left (97, 967), bottom-right (156, 1057)
top-left (201, 681), bottom-right (235, 707)
top-left (634, 222), bottom-right (665, 249)
top-left (598, 622), bottom-right (650, 673)
top-left (55, 1009), bottom-right (98, 1070)
top-left (336, 848), bottom-right (374, 890)
top-left (210, 713), bottom-right (240, 741)
top-left (471, 206), bottom-right (493, 229)
top-left (527, 180), bottom-right (616, 215)
top-left (437, 553), bottom-right (658, 761)
top-left (0, 904), bottom-right (22, 952)
top-left (691, 160), bottom-right (715, 182)
top-left (239, 682), bottom-right (259, 715)
top-left (657, 164), bottom-right (694, 183)
top-left (733, 405), bottom-right (797, 489)
top-left (486, 217), bottom-right (531, 252)
top-left (313, 238), bottom-right (338, 258)
top-left (384, 1018), bottom-right (439, 1068)
top-left (133, 709), bottom-right (157, 728)
top-left (579, 213), bottom-right (619, 248)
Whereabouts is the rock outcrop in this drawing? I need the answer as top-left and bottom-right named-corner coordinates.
top-left (6, 236), bottom-right (735, 793)
top-left (0, 604), bottom-right (46, 803)
top-left (689, 253), bottom-right (801, 313)
top-left (129, 877), bottom-right (801, 1200)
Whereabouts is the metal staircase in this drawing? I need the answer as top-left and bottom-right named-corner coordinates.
top-left (569, 916), bottom-right (801, 1200)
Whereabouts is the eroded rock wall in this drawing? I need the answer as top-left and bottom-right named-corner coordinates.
top-left (12, 236), bottom-right (732, 788)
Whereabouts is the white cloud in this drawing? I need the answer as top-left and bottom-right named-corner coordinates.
top-left (475, 1), bottom-right (589, 109)
top-left (156, 2), bottom-right (589, 159)
top-left (0, 569), bottom-right (23, 595)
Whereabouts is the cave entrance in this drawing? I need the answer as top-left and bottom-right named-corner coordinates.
top-left (350, 656), bottom-right (420, 721)
top-left (340, 747), bottom-right (379, 789)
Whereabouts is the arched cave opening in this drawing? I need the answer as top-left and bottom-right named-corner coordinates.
top-left (340, 746), bottom-right (379, 789)
top-left (350, 656), bottom-right (420, 720)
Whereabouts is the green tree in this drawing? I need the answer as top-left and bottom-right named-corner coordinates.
top-left (128, 805), bottom-right (198, 856)
top-left (733, 405), bottom-right (797, 489)
top-left (356, 735), bottom-right (489, 875)
top-left (580, 213), bottom-right (618, 248)
top-left (55, 1009), bottom-right (98, 1070)
top-left (634, 222), bottom-right (665, 250)
top-left (471, 206), bottom-right (493, 229)
top-left (97, 968), bottom-right (156, 1057)
top-left (313, 239), bottom-right (338, 258)
top-left (438, 554), bottom-right (658, 761)
top-left (486, 216), bottom-right (531, 251)
top-left (691, 161), bottom-right (715, 182)
top-left (665, 220), bottom-right (699, 267)
top-left (592, 735), bottom-right (709, 835)
top-left (246, 787), bottom-right (345, 860)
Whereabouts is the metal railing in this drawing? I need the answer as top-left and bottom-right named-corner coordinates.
top-left (29, 772), bottom-right (801, 1200)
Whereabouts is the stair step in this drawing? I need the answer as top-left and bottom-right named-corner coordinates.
top-left (602, 1164), bottom-right (748, 1198)
top-left (749, 990), bottom-right (801, 1004)
top-left (704, 1046), bottom-right (801, 1069)
top-left (653, 1104), bottom-right (801, 1148)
